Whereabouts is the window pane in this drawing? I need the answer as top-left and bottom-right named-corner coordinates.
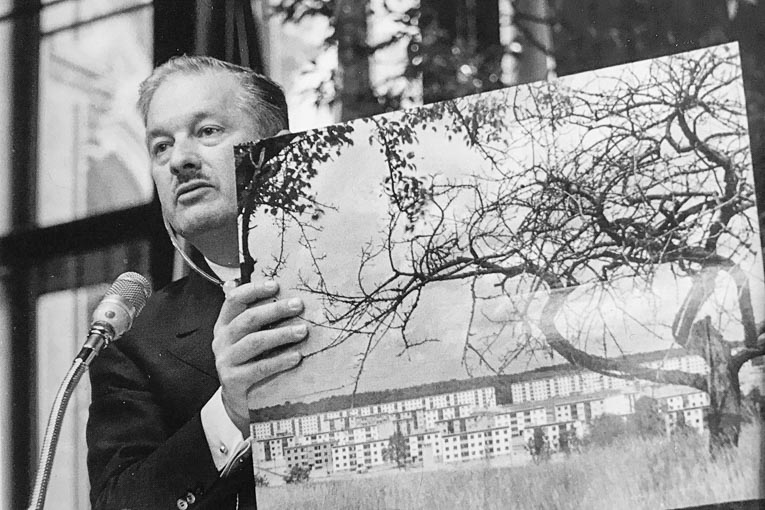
top-left (41, 0), bottom-right (152, 34)
top-left (262, 6), bottom-right (336, 131)
top-left (261, 0), bottom-right (419, 131)
top-left (36, 6), bottom-right (153, 227)
top-left (36, 285), bottom-right (106, 510)
top-left (0, 21), bottom-right (12, 235)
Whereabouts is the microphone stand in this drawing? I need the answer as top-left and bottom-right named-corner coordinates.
top-left (27, 325), bottom-right (112, 510)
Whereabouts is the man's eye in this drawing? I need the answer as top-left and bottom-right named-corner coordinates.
top-left (199, 126), bottom-right (222, 137)
top-left (152, 142), bottom-right (171, 156)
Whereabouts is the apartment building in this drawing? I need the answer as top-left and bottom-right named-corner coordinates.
top-left (510, 351), bottom-right (707, 403)
top-left (252, 354), bottom-right (718, 480)
top-left (649, 384), bottom-right (709, 433)
top-left (252, 387), bottom-right (497, 441)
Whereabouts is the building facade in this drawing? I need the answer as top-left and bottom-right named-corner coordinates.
top-left (251, 351), bottom-right (717, 482)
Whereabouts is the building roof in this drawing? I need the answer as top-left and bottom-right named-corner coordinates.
top-left (641, 384), bottom-right (704, 400)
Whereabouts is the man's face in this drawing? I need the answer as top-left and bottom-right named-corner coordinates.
top-left (146, 71), bottom-right (263, 246)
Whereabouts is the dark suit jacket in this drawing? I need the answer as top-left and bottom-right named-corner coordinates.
top-left (86, 270), bottom-right (256, 510)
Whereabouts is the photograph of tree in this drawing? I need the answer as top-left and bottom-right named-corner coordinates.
top-left (235, 42), bottom-right (764, 509)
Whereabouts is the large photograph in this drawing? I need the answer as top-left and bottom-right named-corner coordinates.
top-left (236, 42), bottom-right (764, 509)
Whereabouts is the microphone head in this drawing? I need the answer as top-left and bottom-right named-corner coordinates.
top-left (91, 272), bottom-right (153, 341)
top-left (105, 272), bottom-right (153, 316)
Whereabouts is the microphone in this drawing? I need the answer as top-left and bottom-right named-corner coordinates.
top-left (28, 271), bottom-right (152, 510)
top-left (76, 271), bottom-right (152, 365)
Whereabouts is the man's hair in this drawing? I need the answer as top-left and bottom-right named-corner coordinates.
top-left (137, 55), bottom-right (289, 135)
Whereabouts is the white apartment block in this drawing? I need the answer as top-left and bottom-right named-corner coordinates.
top-left (438, 426), bottom-right (526, 464)
top-left (643, 354), bottom-right (707, 375)
top-left (330, 437), bottom-right (390, 472)
top-left (252, 421), bottom-right (273, 439)
top-left (520, 421), bottom-right (584, 450)
top-left (274, 418), bottom-right (294, 436)
top-left (252, 387), bottom-right (497, 441)
top-left (648, 385), bottom-right (710, 434)
top-left (253, 435), bottom-right (294, 464)
top-left (666, 407), bottom-right (706, 432)
top-left (510, 351), bottom-right (706, 404)
top-left (251, 355), bottom-right (722, 479)
top-left (511, 371), bottom-right (632, 403)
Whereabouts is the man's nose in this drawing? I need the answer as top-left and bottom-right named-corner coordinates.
top-left (169, 137), bottom-right (201, 176)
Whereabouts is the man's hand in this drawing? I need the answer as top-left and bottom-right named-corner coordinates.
top-left (212, 279), bottom-right (308, 434)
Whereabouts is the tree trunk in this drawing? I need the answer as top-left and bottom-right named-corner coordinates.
top-left (537, 276), bottom-right (745, 448)
top-left (420, 0), bottom-right (503, 102)
top-left (506, 0), bottom-right (553, 84)
top-left (688, 316), bottom-right (741, 448)
top-left (335, 0), bottom-right (381, 121)
top-left (706, 370), bottom-right (741, 449)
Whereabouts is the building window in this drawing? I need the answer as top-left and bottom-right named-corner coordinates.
top-left (37, 2), bottom-right (154, 228)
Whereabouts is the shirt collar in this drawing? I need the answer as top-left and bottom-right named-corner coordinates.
top-left (204, 257), bottom-right (240, 283)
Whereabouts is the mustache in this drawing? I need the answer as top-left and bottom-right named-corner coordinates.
top-left (175, 170), bottom-right (208, 184)
top-left (173, 173), bottom-right (215, 198)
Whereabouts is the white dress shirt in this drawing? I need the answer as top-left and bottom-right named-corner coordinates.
top-left (199, 259), bottom-right (250, 473)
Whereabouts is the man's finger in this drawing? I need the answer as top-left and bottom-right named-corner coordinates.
top-left (245, 350), bottom-right (303, 385)
top-left (227, 323), bottom-right (308, 364)
top-left (216, 279), bottom-right (280, 327)
top-left (225, 297), bottom-right (304, 341)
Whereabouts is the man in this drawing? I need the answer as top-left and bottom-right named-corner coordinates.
top-left (86, 56), bottom-right (306, 509)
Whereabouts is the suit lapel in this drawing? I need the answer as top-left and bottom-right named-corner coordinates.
top-left (166, 269), bottom-right (224, 381)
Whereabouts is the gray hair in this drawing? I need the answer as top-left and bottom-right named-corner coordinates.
top-left (137, 55), bottom-right (289, 135)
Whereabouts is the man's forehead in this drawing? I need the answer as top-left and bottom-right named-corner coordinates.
top-left (146, 71), bottom-right (242, 127)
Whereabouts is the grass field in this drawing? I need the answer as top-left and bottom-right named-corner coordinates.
top-left (256, 424), bottom-right (763, 509)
